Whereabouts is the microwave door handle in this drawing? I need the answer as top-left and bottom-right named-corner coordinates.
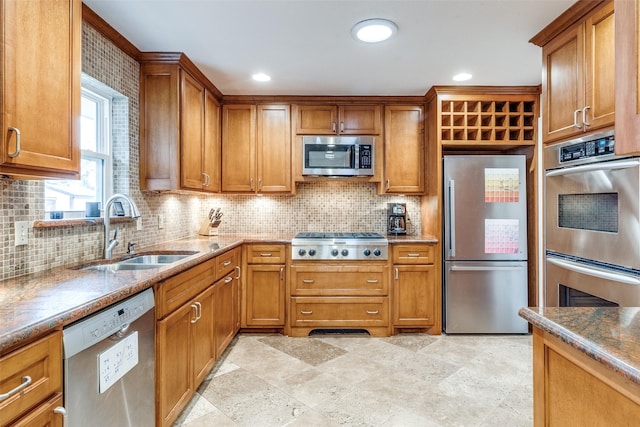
top-left (547, 256), bottom-right (640, 286)
top-left (545, 159), bottom-right (640, 177)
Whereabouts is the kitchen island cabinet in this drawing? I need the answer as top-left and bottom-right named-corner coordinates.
top-left (392, 244), bottom-right (438, 334)
top-left (293, 104), bottom-right (381, 135)
top-left (532, 0), bottom-right (614, 143)
top-left (520, 307), bottom-right (640, 426)
top-left (1, 0), bottom-right (81, 180)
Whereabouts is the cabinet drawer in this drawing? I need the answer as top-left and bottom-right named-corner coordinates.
top-left (216, 247), bottom-right (239, 280)
top-left (246, 244), bottom-right (286, 264)
top-left (291, 265), bottom-right (388, 296)
top-left (392, 244), bottom-right (435, 264)
top-left (11, 393), bottom-right (63, 427)
top-left (155, 258), bottom-right (216, 318)
top-left (0, 332), bottom-right (62, 427)
top-left (290, 297), bottom-right (388, 327)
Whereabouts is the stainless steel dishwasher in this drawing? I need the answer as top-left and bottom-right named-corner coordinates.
top-left (62, 288), bottom-right (155, 426)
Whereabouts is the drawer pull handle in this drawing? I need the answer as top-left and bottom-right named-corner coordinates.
top-left (235, 266), bottom-right (241, 279)
top-left (190, 304), bottom-right (198, 323)
top-left (260, 253), bottom-right (272, 257)
top-left (302, 279), bottom-right (315, 283)
top-left (407, 253), bottom-right (421, 257)
top-left (366, 310), bottom-right (379, 315)
top-left (0, 375), bottom-right (32, 401)
top-left (54, 406), bottom-right (68, 427)
top-left (7, 127), bottom-right (21, 158)
top-left (222, 260), bottom-right (232, 267)
top-left (366, 279), bottom-right (379, 283)
top-left (225, 276), bottom-right (233, 283)
top-left (300, 310), bottom-right (313, 315)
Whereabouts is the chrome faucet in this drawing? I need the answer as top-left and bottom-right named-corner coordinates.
top-left (104, 194), bottom-right (141, 259)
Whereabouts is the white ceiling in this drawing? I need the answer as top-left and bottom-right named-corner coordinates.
top-left (83, 0), bottom-right (575, 96)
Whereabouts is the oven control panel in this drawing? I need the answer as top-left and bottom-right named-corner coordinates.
top-left (560, 135), bottom-right (615, 163)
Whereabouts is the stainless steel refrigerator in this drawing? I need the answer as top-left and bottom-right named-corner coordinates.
top-left (443, 155), bottom-right (529, 333)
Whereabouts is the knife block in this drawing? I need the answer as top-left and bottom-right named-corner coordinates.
top-left (198, 219), bottom-right (219, 236)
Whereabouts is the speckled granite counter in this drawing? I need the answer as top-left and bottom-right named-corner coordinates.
top-left (0, 233), bottom-right (438, 353)
top-left (0, 234), bottom-right (292, 354)
top-left (519, 306), bottom-right (640, 385)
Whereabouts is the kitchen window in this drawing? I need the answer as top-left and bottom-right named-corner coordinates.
top-left (45, 86), bottom-right (113, 218)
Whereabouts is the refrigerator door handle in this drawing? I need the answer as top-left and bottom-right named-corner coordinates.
top-left (450, 265), bottom-right (525, 272)
top-left (447, 179), bottom-right (456, 257)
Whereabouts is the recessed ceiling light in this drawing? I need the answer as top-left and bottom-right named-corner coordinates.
top-left (453, 72), bottom-right (473, 82)
top-left (252, 73), bottom-right (271, 82)
top-left (351, 19), bottom-right (398, 43)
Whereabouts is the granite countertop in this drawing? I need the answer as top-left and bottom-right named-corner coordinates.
top-left (519, 306), bottom-right (640, 385)
top-left (0, 232), bottom-right (438, 353)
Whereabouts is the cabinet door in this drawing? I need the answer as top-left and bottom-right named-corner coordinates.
top-left (1, 0), bottom-right (80, 178)
top-left (215, 274), bottom-right (236, 358)
top-left (393, 265), bottom-right (435, 327)
top-left (180, 71), bottom-right (206, 190)
top-left (584, 1), bottom-right (615, 133)
top-left (221, 105), bottom-right (256, 192)
top-left (541, 23), bottom-right (585, 143)
top-left (203, 90), bottom-right (221, 192)
top-left (192, 286), bottom-right (216, 387)
top-left (295, 105), bottom-right (337, 134)
top-left (156, 302), bottom-right (194, 427)
top-left (257, 105), bottom-right (291, 193)
top-left (615, 0), bottom-right (640, 155)
top-left (245, 264), bottom-right (286, 327)
top-left (383, 105), bottom-right (425, 194)
top-left (339, 105), bottom-right (382, 135)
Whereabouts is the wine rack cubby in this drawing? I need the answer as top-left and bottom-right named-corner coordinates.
top-left (440, 99), bottom-right (537, 144)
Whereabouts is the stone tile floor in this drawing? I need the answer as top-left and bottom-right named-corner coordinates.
top-left (173, 333), bottom-right (532, 427)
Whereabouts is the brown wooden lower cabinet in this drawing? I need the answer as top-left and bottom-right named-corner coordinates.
top-left (0, 331), bottom-right (63, 427)
top-left (215, 271), bottom-right (237, 358)
top-left (533, 327), bottom-right (640, 426)
top-left (244, 264), bottom-right (286, 327)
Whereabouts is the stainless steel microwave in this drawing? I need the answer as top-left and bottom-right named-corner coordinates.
top-left (302, 136), bottom-right (374, 176)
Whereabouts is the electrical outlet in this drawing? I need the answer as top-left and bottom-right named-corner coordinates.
top-left (158, 214), bottom-right (164, 229)
top-left (15, 221), bottom-right (29, 246)
top-left (136, 217), bottom-right (143, 231)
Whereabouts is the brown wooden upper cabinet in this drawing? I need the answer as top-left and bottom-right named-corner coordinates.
top-left (615, 0), bottom-right (640, 155)
top-left (140, 58), bottom-right (221, 192)
top-left (221, 104), bottom-right (292, 194)
top-left (1, 0), bottom-right (81, 179)
top-left (294, 104), bottom-right (382, 135)
top-left (382, 105), bottom-right (425, 194)
top-left (535, 0), bottom-right (614, 144)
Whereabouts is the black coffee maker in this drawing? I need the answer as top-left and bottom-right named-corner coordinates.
top-left (387, 203), bottom-right (407, 235)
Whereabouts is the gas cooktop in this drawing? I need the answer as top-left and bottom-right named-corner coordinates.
top-left (291, 232), bottom-right (388, 260)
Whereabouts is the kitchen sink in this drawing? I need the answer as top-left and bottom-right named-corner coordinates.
top-left (79, 251), bottom-right (198, 271)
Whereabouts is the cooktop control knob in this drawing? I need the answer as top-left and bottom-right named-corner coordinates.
top-left (341, 249), bottom-right (349, 256)
top-left (373, 248), bottom-right (381, 256)
top-left (331, 249), bottom-right (339, 256)
top-left (308, 249), bottom-right (316, 256)
top-left (298, 249), bottom-right (306, 256)
top-left (363, 249), bottom-right (371, 256)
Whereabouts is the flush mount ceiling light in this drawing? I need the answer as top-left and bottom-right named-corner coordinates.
top-left (351, 18), bottom-right (398, 43)
top-left (252, 72), bottom-right (271, 82)
top-left (453, 72), bottom-right (473, 82)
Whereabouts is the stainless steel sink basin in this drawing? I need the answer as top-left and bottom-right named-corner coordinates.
top-left (80, 251), bottom-right (198, 271)
top-left (121, 254), bottom-right (192, 264)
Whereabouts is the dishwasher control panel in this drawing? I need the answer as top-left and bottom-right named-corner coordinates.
top-left (63, 288), bottom-right (155, 358)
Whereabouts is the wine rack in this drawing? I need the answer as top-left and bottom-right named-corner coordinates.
top-left (440, 100), bottom-right (537, 144)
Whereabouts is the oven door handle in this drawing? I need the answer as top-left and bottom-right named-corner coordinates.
top-left (545, 159), bottom-right (640, 177)
top-left (547, 257), bottom-right (640, 285)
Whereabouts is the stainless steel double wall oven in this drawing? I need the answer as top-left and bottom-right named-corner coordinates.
top-left (544, 130), bottom-right (640, 307)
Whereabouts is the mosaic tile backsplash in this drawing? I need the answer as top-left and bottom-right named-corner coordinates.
top-left (0, 21), bottom-right (421, 281)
